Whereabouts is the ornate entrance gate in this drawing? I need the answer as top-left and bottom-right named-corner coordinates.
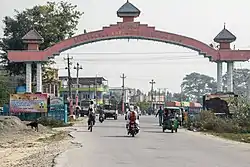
top-left (7, 1), bottom-right (250, 97)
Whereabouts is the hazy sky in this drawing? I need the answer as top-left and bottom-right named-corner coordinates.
top-left (1, 0), bottom-right (250, 93)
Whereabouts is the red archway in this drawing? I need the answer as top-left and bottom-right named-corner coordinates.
top-left (8, 21), bottom-right (220, 62)
top-left (7, 0), bottom-right (250, 115)
top-left (8, 22), bottom-right (250, 62)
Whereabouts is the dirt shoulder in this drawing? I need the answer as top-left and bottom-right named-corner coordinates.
top-left (0, 116), bottom-right (85, 167)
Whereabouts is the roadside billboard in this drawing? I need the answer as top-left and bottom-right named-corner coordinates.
top-left (10, 94), bottom-right (48, 113)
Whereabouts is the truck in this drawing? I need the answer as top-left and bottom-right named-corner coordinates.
top-left (202, 92), bottom-right (238, 116)
top-left (103, 104), bottom-right (118, 120)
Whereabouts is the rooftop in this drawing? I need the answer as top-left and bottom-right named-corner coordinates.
top-left (22, 29), bottom-right (44, 43)
top-left (214, 24), bottom-right (236, 43)
top-left (117, 0), bottom-right (140, 17)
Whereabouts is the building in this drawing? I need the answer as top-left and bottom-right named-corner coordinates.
top-left (59, 76), bottom-right (109, 104)
top-left (42, 68), bottom-right (60, 97)
top-left (109, 87), bottom-right (132, 103)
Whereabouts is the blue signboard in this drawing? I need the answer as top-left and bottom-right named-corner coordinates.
top-left (48, 97), bottom-right (65, 121)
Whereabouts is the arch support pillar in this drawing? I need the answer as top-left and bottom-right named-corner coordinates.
top-left (26, 63), bottom-right (32, 93)
top-left (36, 63), bottom-right (42, 93)
top-left (227, 61), bottom-right (234, 92)
top-left (217, 61), bottom-right (223, 92)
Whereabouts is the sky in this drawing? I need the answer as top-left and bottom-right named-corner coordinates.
top-left (1, 0), bottom-right (250, 93)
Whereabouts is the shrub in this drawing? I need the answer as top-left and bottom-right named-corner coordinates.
top-left (37, 117), bottom-right (73, 128)
top-left (187, 111), bottom-right (240, 133)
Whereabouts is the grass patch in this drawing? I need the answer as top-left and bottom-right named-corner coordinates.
top-left (210, 132), bottom-right (250, 143)
top-left (37, 131), bottom-right (70, 142)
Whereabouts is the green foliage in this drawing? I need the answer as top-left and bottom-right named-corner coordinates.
top-left (186, 111), bottom-right (240, 133)
top-left (0, 1), bottom-right (83, 76)
top-left (186, 97), bottom-right (250, 134)
top-left (38, 116), bottom-right (73, 128)
top-left (0, 75), bottom-right (14, 106)
top-left (136, 101), bottom-right (150, 111)
top-left (181, 72), bottom-right (217, 102)
top-left (223, 68), bottom-right (250, 96)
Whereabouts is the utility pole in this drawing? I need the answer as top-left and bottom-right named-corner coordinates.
top-left (149, 79), bottom-right (156, 111)
top-left (158, 88), bottom-right (161, 103)
top-left (74, 63), bottom-right (83, 106)
top-left (64, 54), bottom-right (73, 116)
top-left (95, 74), bottom-right (98, 104)
top-left (120, 73), bottom-right (126, 115)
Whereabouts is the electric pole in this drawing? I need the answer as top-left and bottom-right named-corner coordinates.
top-left (94, 74), bottom-right (98, 104)
top-left (120, 73), bottom-right (126, 115)
top-left (74, 63), bottom-right (83, 106)
top-left (64, 54), bottom-right (73, 116)
top-left (149, 79), bottom-right (156, 111)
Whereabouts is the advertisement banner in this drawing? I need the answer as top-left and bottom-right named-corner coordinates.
top-left (10, 94), bottom-right (48, 113)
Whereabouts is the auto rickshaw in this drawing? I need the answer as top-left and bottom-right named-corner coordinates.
top-left (162, 108), bottom-right (179, 133)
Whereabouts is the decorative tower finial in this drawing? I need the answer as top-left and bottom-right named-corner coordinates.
top-left (214, 23), bottom-right (236, 49)
top-left (117, 1), bottom-right (141, 22)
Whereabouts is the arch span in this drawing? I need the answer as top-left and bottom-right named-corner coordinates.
top-left (8, 22), bottom-right (248, 62)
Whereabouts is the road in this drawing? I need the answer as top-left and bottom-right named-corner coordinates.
top-left (56, 116), bottom-right (250, 167)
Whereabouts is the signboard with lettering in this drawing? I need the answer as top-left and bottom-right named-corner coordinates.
top-left (10, 94), bottom-right (48, 113)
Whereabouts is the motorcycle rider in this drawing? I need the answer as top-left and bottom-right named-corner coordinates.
top-left (87, 100), bottom-right (96, 130)
top-left (126, 105), bottom-right (140, 134)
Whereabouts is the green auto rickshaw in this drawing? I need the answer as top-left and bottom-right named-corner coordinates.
top-left (162, 107), bottom-right (179, 133)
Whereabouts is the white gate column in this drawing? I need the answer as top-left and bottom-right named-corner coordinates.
top-left (227, 61), bottom-right (234, 92)
top-left (26, 63), bottom-right (32, 93)
top-left (217, 62), bottom-right (223, 92)
top-left (36, 63), bottom-right (42, 92)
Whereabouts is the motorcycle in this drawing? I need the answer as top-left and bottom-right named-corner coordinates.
top-left (127, 121), bottom-right (139, 137)
top-left (99, 113), bottom-right (104, 123)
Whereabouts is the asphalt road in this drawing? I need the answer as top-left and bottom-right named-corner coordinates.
top-left (56, 116), bottom-right (250, 167)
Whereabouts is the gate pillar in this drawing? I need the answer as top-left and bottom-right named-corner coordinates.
top-left (22, 29), bottom-right (44, 93)
top-left (216, 62), bottom-right (223, 92)
top-left (25, 63), bottom-right (32, 93)
top-left (36, 63), bottom-right (42, 92)
top-left (227, 62), bottom-right (234, 92)
top-left (214, 24), bottom-right (236, 92)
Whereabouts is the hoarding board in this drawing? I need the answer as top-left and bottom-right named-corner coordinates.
top-left (10, 94), bottom-right (48, 113)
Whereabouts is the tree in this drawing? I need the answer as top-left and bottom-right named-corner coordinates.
top-left (223, 68), bottom-right (250, 96)
top-left (0, 1), bottom-right (83, 76)
top-left (181, 72), bottom-right (217, 102)
top-left (136, 101), bottom-right (150, 111)
top-left (0, 76), bottom-right (13, 106)
top-left (172, 93), bottom-right (189, 102)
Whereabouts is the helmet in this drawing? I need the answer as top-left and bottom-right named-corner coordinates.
top-left (129, 105), bottom-right (134, 111)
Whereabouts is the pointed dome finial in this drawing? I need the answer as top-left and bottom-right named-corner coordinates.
top-left (224, 22), bottom-right (226, 29)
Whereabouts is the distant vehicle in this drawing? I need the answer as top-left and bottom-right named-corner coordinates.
top-left (165, 107), bottom-right (182, 125)
top-left (103, 104), bottom-right (118, 120)
top-left (203, 93), bottom-right (238, 115)
top-left (80, 100), bottom-right (91, 116)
